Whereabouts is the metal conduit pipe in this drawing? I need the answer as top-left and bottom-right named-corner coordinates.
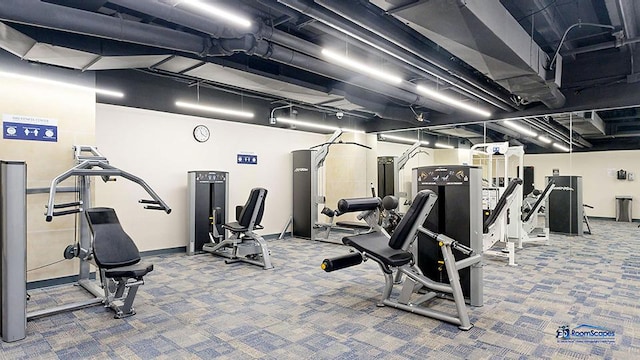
top-left (108, 0), bottom-right (455, 113)
top-left (531, 117), bottom-right (592, 148)
top-left (1, 0), bottom-right (451, 115)
top-left (0, 0), bottom-right (209, 55)
top-left (209, 36), bottom-right (453, 114)
top-left (522, 118), bottom-right (589, 148)
top-left (255, 0), bottom-right (496, 106)
top-left (277, 0), bottom-right (516, 111)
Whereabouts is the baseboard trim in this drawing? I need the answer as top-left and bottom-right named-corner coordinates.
top-left (140, 246), bottom-right (186, 257)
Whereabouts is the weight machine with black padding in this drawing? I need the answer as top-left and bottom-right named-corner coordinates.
top-left (321, 190), bottom-right (482, 330)
top-left (412, 165), bottom-right (484, 306)
top-left (187, 170), bottom-right (228, 255)
top-left (1, 146), bottom-right (171, 341)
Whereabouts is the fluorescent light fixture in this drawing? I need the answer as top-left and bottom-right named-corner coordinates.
top-left (434, 143), bottom-right (455, 149)
top-left (321, 49), bottom-right (403, 84)
top-left (276, 117), bottom-right (363, 133)
top-left (380, 134), bottom-right (429, 145)
top-left (416, 85), bottom-right (491, 117)
top-left (503, 120), bottom-right (537, 137)
top-left (553, 143), bottom-right (570, 152)
top-left (176, 101), bottom-right (254, 118)
top-left (181, 0), bottom-right (251, 28)
top-left (538, 135), bottom-right (553, 143)
top-left (0, 71), bottom-right (124, 98)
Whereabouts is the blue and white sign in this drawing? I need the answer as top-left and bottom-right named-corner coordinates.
top-left (3, 114), bottom-right (58, 142)
top-left (237, 154), bottom-right (258, 165)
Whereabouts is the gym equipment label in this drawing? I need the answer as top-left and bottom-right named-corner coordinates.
top-left (3, 114), bottom-right (57, 142)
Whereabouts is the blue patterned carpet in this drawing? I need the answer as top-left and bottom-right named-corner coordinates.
top-left (2, 219), bottom-right (639, 359)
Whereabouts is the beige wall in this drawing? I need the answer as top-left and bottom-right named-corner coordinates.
top-left (0, 73), bottom-right (96, 282)
top-left (525, 150), bottom-right (640, 219)
top-left (95, 104), bottom-right (325, 251)
top-left (322, 133), bottom-right (377, 222)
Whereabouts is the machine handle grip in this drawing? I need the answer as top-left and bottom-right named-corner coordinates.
top-left (144, 205), bottom-right (171, 213)
top-left (48, 201), bottom-right (83, 209)
top-left (139, 199), bottom-right (160, 204)
top-left (48, 208), bottom-right (82, 221)
top-left (451, 241), bottom-right (473, 256)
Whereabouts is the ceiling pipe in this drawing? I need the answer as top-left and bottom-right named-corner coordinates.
top-left (2, 0), bottom-right (453, 115)
top-left (0, 0), bottom-right (209, 54)
top-left (534, 116), bottom-right (592, 148)
top-left (277, 0), bottom-right (516, 112)
top-left (254, 0), bottom-right (499, 107)
top-left (207, 36), bottom-right (453, 114)
top-left (522, 117), bottom-right (591, 148)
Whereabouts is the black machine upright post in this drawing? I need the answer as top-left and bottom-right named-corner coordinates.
top-left (188, 171), bottom-right (228, 255)
top-left (412, 165), bottom-right (483, 306)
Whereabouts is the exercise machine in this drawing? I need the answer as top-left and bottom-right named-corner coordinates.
top-left (521, 179), bottom-right (555, 245)
top-left (377, 141), bottom-right (421, 199)
top-left (482, 178), bottom-right (522, 266)
top-left (202, 188), bottom-right (273, 270)
top-left (85, 207), bottom-right (154, 318)
top-left (546, 175), bottom-right (584, 235)
top-left (1, 146), bottom-right (170, 341)
top-left (412, 165), bottom-right (484, 306)
top-left (187, 170), bottom-right (228, 255)
top-left (470, 142), bottom-right (525, 244)
top-left (290, 129), bottom-right (372, 243)
top-left (322, 190), bottom-right (482, 330)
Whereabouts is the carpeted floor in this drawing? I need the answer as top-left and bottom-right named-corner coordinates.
top-left (1, 219), bottom-right (639, 359)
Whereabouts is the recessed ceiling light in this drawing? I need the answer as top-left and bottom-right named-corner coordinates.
top-left (0, 71), bottom-right (124, 98)
top-left (276, 117), bottom-right (363, 133)
top-left (180, 0), bottom-right (252, 28)
top-left (503, 120), bottom-right (537, 137)
top-left (552, 143), bottom-right (570, 152)
top-left (321, 49), bottom-right (403, 84)
top-left (176, 101), bottom-right (254, 118)
top-left (379, 134), bottom-right (429, 145)
top-left (415, 85), bottom-right (491, 117)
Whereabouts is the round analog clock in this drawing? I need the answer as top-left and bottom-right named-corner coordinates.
top-left (193, 125), bottom-right (210, 143)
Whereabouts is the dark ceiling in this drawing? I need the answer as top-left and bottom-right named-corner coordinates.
top-left (0, 0), bottom-right (639, 153)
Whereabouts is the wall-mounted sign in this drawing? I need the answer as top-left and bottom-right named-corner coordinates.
top-left (3, 114), bottom-right (58, 142)
top-left (237, 153), bottom-right (257, 165)
top-left (552, 168), bottom-right (560, 176)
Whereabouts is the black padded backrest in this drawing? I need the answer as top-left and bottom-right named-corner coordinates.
top-left (483, 178), bottom-right (523, 233)
top-left (388, 190), bottom-right (431, 250)
top-left (238, 188), bottom-right (267, 227)
top-left (85, 207), bottom-right (141, 269)
top-left (522, 179), bottom-right (555, 222)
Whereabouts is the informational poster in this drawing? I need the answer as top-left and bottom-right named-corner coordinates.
top-left (3, 114), bottom-right (58, 142)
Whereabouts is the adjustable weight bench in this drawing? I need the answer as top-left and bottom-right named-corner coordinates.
top-left (203, 187), bottom-right (273, 269)
top-left (520, 179), bottom-right (555, 246)
top-left (322, 190), bottom-right (482, 330)
top-left (85, 207), bottom-right (154, 319)
top-left (483, 178), bottom-right (522, 266)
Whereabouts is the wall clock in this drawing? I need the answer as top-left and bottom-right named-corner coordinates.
top-left (193, 125), bottom-right (210, 143)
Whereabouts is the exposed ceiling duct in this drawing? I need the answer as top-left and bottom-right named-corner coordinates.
top-left (370, 0), bottom-right (567, 109)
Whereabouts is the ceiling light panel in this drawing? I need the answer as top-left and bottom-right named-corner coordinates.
top-left (434, 143), bottom-right (455, 149)
top-left (380, 134), bottom-right (429, 145)
top-left (276, 117), bottom-right (363, 133)
top-left (176, 101), bottom-right (254, 118)
top-left (180, 0), bottom-right (252, 28)
top-left (416, 85), bottom-right (491, 117)
top-left (321, 49), bottom-right (403, 84)
top-left (503, 120), bottom-right (537, 137)
top-left (0, 71), bottom-right (124, 97)
top-left (552, 143), bottom-right (570, 152)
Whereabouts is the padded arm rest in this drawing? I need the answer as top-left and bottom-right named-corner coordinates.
top-left (337, 197), bottom-right (381, 214)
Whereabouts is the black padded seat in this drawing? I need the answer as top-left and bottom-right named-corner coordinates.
top-left (343, 232), bottom-right (413, 267)
top-left (85, 207), bottom-right (153, 278)
top-left (103, 263), bottom-right (153, 279)
top-left (222, 221), bottom-right (249, 232)
top-left (223, 188), bottom-right (267, 233)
